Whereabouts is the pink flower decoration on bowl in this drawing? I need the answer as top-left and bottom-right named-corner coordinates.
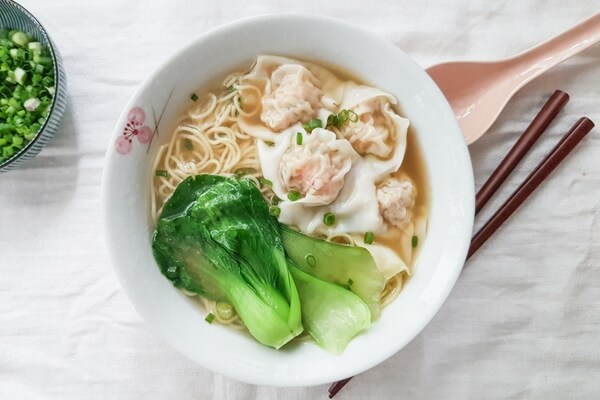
top-left (137, 126), bottom-right (152, 143)
top-left (115, 136), bottom-right (133, 155)
top-left (116, 107), bottom-right (153, 155)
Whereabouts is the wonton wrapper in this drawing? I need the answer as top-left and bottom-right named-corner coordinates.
top-left (247, 55), bottom-right (412, 236)
top-left (360, 241), bottom-right (410, 280)
top-left (278, 128), bottom-right (355, 206)
top-left (338, 82), bottom-right (410, 179)
top-left (239, 55), bottom-right (345, 142)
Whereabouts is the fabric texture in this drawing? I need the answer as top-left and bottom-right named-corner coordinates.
top-left (1, 0), bottom-right (599, 398)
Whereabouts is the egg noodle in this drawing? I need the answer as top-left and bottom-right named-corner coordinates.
top-left (151, 73), bottom-right (404, 330)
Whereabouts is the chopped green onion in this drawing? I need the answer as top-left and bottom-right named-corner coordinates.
top-left (264, 140), bottom-right (275, 147)
top-left (14, 68), bottom-right (26, 85)
top-left (0, 30), bottom-right (54, 163)
top-left (287, 190), bottom-right (301, 201)
top-left (227, 85), bottom-right (235, 93)
top-left (23, 97), bottom-right (40, 111)
top-left (303, 118), bottom-right (322, 133)
top-left (34, 56), bottom-right (52, 66)
top-left (305, 254), bottom-right (316, 268)
top-left (347, 110), bottom-right (359, 122)
top-left (184, 138), bottom-right (193, 150)
top-left (269, 206), bottom-right (281, 217)
top-left (412, 235), bottom-right (419, 248)
top-left (216, 302), bottom-right (235, 319)
top-left (270, 195), bottom-right (280, 206)
top-left (326, 114), bottom-right (337, 127)
top-left (323, 212), bottom-right (336, 226)
top-left (310, 118), bottom-right (322, 129)
top-left (165, 265), bottom-right (178, 279)
top-left (326, 109), bottom-right (359, 129)
top-left (338, 109), bottom-right (358, 123)
top-left (296, 132), bottom-right (303, 145)
top-left (259, 177), bottom-right (272, 188)
top-left (190, 93), bottom-right (198, 102)
top-left (205, 313), bottom-right (216, 324)
top-left (364, 231), bottom-right (374, 244)
top-left (10, 31), bottom-right (30, 47)
top-left (234, 168), bottom-right (252, 177)
top-left (28, 42), bottom-right (42, 56)
top-left (155, 169), bottom-right (169, 177)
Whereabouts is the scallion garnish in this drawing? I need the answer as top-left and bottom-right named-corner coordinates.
top-left (184, 138), bottom-right (193, 151)
top-left (287, 190), bottom-right (301, 201)
top-left (259, 177), bottom-right (273, 188)
top-left (0, 29), bottom-right (55, 164)
top-left (234, 168), bottom-right (252, 177)
top-left (303, 118), bottom-right (322, 133)
top-left (155, 169), bottom-right (169, 177)
top-left (10, 31), bottom-right (30, 47)
top-left (412, 235), bottom-right (419, 248)
top-left (296, 132), bottom-right (303, 145)
top-left (165, 265), bottom-right (178, 279)
top-left (216, 302), bottom-right (234, 320)
top-left (323, 212), bottom-right (336, 226)
top-left (269, 206), bottom-right (281, 218)
top-left (205, 313), bottom-right (216, 323)
top-left (326, 109), bottom-right (359, 129)
top-left (227, 85), bottom-right (235, 93)
top-left (346, 109), bottom-right (359, 122)
top-left (265, 140), bottom-right (275, 147)
top-left (270, 195), bottom-right (280, 206)
top-left (364, 231), bottom-right (374, 244)
top-left (190, 93), bottom-right (198, 102)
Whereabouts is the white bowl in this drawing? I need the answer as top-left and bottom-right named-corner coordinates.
top-left (102, 14), bottom-right (474, 387)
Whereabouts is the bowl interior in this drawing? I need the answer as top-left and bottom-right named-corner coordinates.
top-left (0, 0), bottom-right (62, 170)
top-left (102, 15), bottom-right (474, 386)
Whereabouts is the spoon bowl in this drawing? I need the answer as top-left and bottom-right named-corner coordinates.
top-left (428, 13), bottom-right (600, 144)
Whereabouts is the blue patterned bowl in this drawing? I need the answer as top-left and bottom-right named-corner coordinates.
top-left (0, 0), bottom-right (67, 173)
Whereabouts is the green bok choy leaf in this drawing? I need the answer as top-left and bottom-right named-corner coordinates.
top-left (152, 175), bottom-right (302, 349)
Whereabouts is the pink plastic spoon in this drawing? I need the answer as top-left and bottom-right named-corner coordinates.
top-left (427, 13), bottom-right (600, 144)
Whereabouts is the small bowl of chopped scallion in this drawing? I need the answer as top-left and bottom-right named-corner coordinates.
top-left (0, 0), bottom-right (67, 172)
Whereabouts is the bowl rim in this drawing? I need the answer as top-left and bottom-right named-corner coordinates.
top-left (102, 13), bottom-right (475, 386)
top-left (0, 0), bottom-right (63, 170)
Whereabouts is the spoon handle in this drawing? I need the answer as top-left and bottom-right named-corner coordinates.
top-left (510, 13), bottom-right (600, 83)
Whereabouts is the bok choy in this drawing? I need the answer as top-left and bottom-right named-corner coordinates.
top-left (153, 175), bottom-right (302, 349)
top-left (281, 226), bottom-right (386, 319)
top-left (152, 174), bottom-right (375, 352)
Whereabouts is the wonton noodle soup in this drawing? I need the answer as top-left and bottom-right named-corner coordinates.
top-left (151, 55), bottom-right (428, 339)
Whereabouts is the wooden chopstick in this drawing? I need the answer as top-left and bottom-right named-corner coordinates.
top-left (475, 90), bottom-right (570, 214)
top-left (468, 117), bottom-right (594, 258)
top-left (328, 112), bottom-right (594, 400)
top-left (328, 378), bottom-right (351, 398)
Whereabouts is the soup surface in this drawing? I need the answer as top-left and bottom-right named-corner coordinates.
top-left (150, 55), bottom-right (429, 353)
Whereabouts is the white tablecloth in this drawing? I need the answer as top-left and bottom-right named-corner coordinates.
top-left (2, 1), bottom-right (599, 398)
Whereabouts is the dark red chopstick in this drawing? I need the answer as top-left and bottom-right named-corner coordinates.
top-left (328, 377), bottom-right (351, 397)
top-left (468, 117), bottom-right (594, 258)
top-left (476, 90), bottom-right (570, 214)
top-left (329, 115), bottom-right (594, 399)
